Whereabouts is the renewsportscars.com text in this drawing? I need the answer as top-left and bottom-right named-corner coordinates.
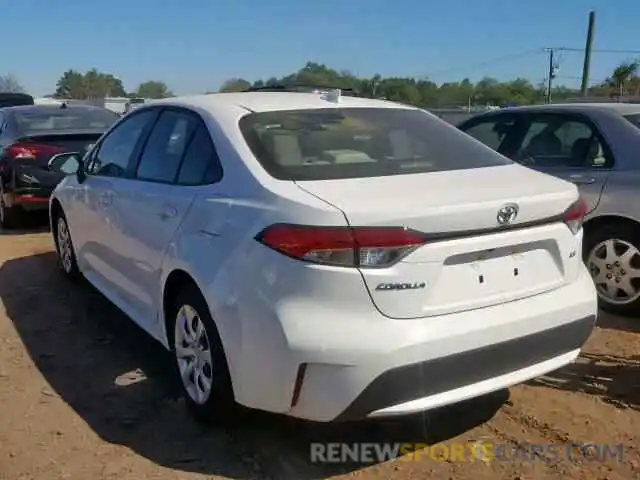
top-left (309, 442), bottom-right (626, 464)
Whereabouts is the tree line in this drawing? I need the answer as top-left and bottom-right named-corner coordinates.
top-left (0, 69), bottom-right (173, 99)
top-left (2, 60), bottom-right (639, 106)
top-left (218, 60), bottom-right (640, 107)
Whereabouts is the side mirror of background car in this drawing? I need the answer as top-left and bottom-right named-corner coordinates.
top-left (48, 152), bottom-right (86, 183)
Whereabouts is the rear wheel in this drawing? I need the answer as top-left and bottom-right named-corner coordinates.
top-left (167, 283), bottom-right (239, 426)
top-left (584, 222), bottom-right (640, 317)
top-left (0, 187), bottom-right (19, 229)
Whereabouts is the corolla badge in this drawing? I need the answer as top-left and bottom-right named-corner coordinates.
top-left (375, 282), bottom-right (427, 291)
top-left (496, 203), bottom-right (519, 225)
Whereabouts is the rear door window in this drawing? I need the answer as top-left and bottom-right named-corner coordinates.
top-left (134, 109), bottom-right (198, 183)
top-left (513, 114), bottom-right (612, 169)
top-left (176, 124), bottom-right (223, 185)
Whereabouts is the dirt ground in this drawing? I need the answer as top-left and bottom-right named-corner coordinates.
top-left (0, 217), bottom-right (638, 480)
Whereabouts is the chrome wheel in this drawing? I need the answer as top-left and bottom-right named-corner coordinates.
top-left (57, 217), bottom-right (73, 273)
top-left (174, 305), bottom-right (213, 405)
top-left (587, 238), bottom-right (640, 305)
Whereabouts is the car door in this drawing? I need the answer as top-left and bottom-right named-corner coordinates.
top-left (110, 107), bottom-right (222, 327)
top-left (460, 111), bottom-right (612, 214)
top-left (504, 112), bottom-right (613, 214)
top-left (70, 108), bottom-right (159, 294)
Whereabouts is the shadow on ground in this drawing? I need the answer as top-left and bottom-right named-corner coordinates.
top-left (596, 310), bottom-right (640, 335)
top-left (0, 211), bottom-right (49, 236)
top-left (0, 252), bottom-right (506, 479)
top-left (529, 351), bottom-right (640, 412)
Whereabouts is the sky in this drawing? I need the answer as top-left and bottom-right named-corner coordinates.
top-left (2, 0), bottom-right (639, 96)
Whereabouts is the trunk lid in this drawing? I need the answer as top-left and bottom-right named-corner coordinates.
top-left (12, 132), bottom-right (102, 188)
top-left (296, 164), bottom-right (582, 318)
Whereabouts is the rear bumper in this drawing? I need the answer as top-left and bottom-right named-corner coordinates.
top-left (2, 187), bottom-right (53, 211)
top-left (335, 315), bottom-right (593, 420)
top-left (222, 261), bottom-right (597, 422)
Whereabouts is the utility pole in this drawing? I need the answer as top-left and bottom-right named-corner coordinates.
top-left (580, 11), bottom-right (596, 96)
top-left (546, 49), bottom-right (556, 104)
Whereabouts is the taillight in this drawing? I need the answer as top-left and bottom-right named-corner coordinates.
top-left (255, 224), bottom-right (426, 267)
top-left (563, 197), bottom-right (588, 234)
top-left (5, 143), bottom-right (64, 160)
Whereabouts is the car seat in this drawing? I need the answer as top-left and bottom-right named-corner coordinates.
top-left (570, 137), bottom-right (598, 167)
top-left (527, 132), bottom-right (562, 157)
top-left (262, 130), bottom-right (305, 166)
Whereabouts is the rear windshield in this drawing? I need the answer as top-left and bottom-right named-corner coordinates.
top-left (14, 107), bottom-right (119, 134)
top-left (0, 93), bottom-right (34, 108)
top-left (238, 107), bottom-right (512, 181)
top-left (624, 114), bottom-right (640, 130)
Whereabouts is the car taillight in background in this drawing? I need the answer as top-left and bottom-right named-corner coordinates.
top-left (563, 197), bottom-right (588, 235)
top-left (256, 224), bottom-right (426, 267)
top-left (5, 143), bottom-right (64, 160)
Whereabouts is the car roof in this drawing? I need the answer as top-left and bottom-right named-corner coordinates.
top-left (494, 102), bottom-right (640, 115)
top-left (146, 91), bottom-right (418, 113)
top-left (0, 104), bottom-right (112, 114)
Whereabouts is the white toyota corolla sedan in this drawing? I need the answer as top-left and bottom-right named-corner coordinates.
top-left (48, 88), bottom-right (598, 424)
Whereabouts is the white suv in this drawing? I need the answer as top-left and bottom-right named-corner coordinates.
top-left (49, 89), bottom-right (598, 424)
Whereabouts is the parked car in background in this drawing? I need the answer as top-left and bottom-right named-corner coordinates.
top-left (124, 98), bottom-right (145, 115)
top-left (0, 103), bottom-right (120, 227)
top-left (0, 92), bottom-right (34, 108)
top-left (457, 103), bottom-right (640, 316)
top-left (49, 89), bottom-right (596, 425)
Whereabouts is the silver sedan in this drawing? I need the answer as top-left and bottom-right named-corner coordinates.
top-left (458, 103), bottom-right (640, 317)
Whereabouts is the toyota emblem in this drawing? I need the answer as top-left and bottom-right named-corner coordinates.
top-left (497, 203), bottom-right (519, 225)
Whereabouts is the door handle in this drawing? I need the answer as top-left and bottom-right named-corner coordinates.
top-left (568, 175), bottom-right (596, 185)
top-left (157, 205), bottom-right (178, 220)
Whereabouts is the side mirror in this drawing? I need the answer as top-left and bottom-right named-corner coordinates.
top-left (48, 152), bottom-right (85, 182)
top-left (48, 152), bottom-right (82, 173)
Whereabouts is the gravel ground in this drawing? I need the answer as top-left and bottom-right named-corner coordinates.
top-left (0, 218), bottom-right (638, 480)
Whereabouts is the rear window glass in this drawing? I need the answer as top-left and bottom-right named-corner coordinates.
top-left (238, 107), bottom-right (511, 181)
top-left (0, 93), bottom-right (34, 108)
top-left (14, 107), bottom-right (119, 133)
top-left (624, 114), bottom-right (640, 130)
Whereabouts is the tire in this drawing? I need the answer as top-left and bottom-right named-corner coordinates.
top-left (0, 188), bottom-right (20, 229)
top-left (53, 210), bottom-right (81, 281)
top-left (583, 221), bottom-right (640, 317)
top-left (167, 283), bottom-right (239, 426)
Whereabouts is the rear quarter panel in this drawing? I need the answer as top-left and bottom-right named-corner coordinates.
top-left (590, 169), bottom-right (640, 223)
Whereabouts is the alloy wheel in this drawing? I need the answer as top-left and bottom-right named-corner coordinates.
top-left (587, 238), bottom-right (640, 305)
top-left (174, 304), bottom-right (214, 405)
top-left (57, 217), bottom-right (73, 273)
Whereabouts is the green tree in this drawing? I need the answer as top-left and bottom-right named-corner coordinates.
top-left (55, 69), bottom-right (126, 99)
top-left (604, 60), bottom-right (639, 96)
top-left (135, 80), bottom-right (173, 98)
top-left (218, 78), bottom-right (251, 92)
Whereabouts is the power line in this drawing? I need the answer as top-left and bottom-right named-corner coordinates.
top-left (422, 49), bottom-right (545, 77)
top-left (555, 75), bottom-right (605, 82)
top-left (553, 47), bottom-right (640, 55)
top-left (420, 46), bottom-right (640, 83)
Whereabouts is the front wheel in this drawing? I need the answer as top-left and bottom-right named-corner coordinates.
top-left (584, 222), bottom-right (640, 317)
top-left (53, 212), bottom-right (81, 280)
top-left (168, 283), bottom-right (239, 426)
